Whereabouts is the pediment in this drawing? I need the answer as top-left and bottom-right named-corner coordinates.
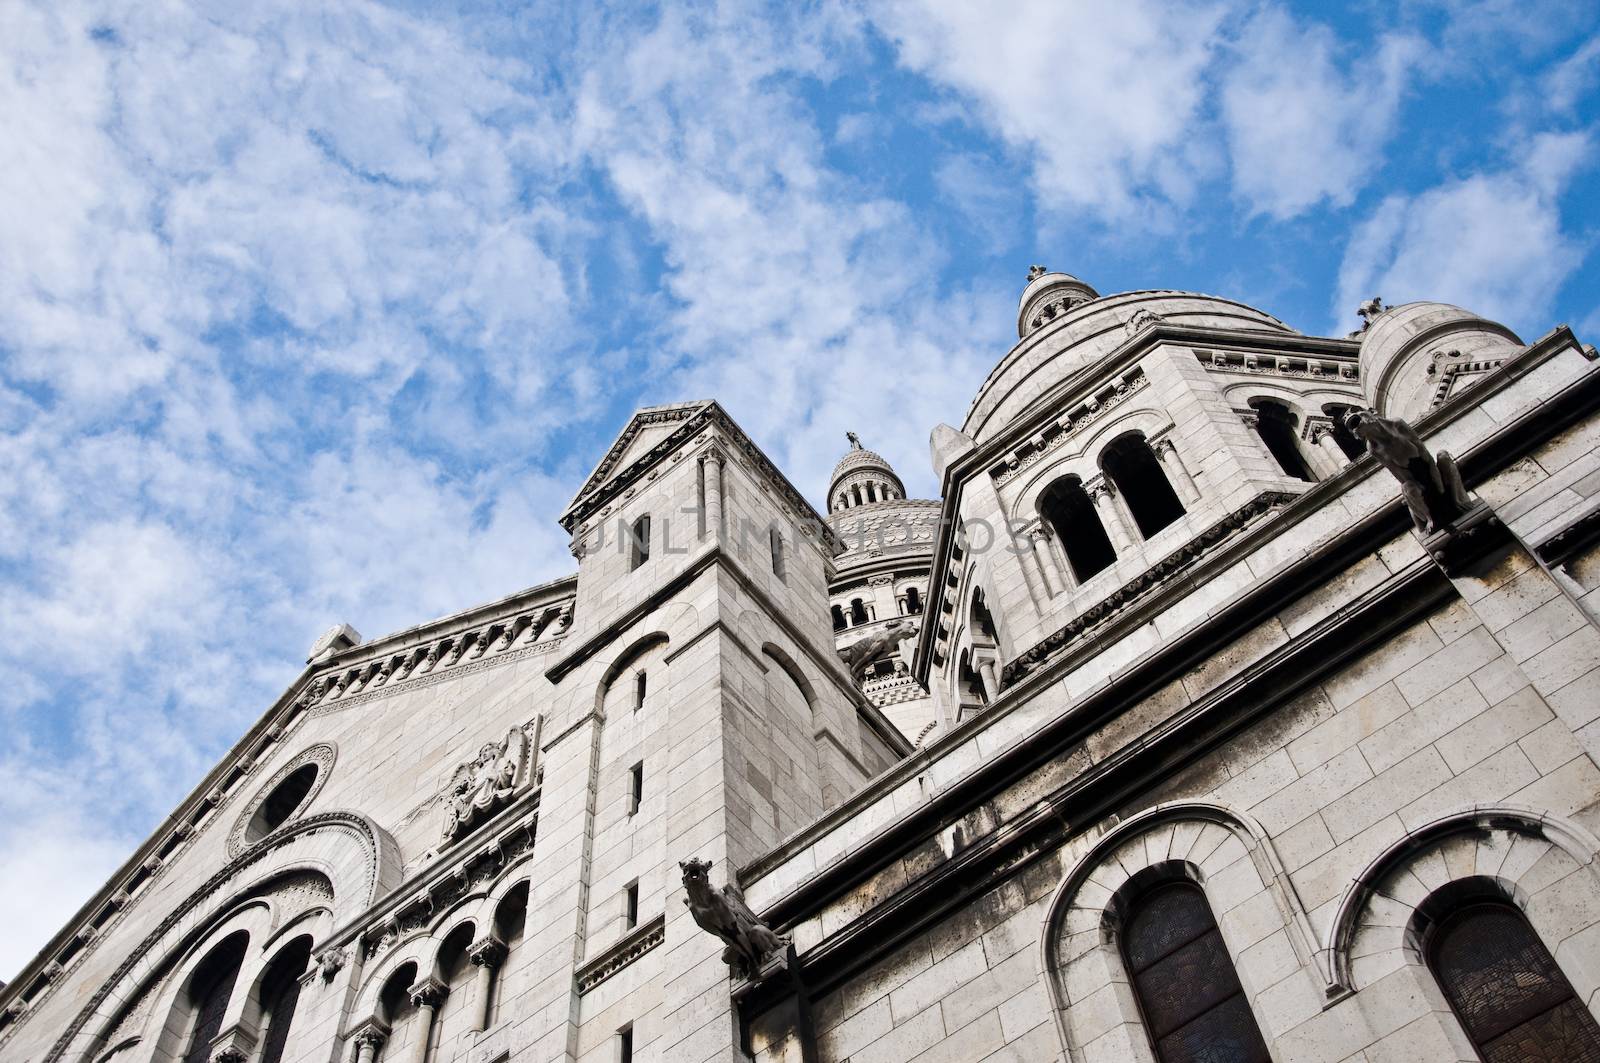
top-left (559, 401), bottom-right (712, 527)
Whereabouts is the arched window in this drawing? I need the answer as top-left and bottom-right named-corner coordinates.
top-left (831, 605), bottom-right (846, 631)
top-left (1323, 404), bottom-right (1366, 460)
top-left (182, 932), bottom-right (248, 1063)
top-left (1100, 434), bottom-right (1185, 538)
top-left (628, 515), bottom-right (651, 570)
top-left (969, 588), bottom-right (996, 644)
top-left (247, 764), bottom-right (318, 844)
top-left (1251, 401), bottom-right (1316, 482)
top-left (489, 882), bottom-right (529, 1026)
top-left (256, 937), bottom-right (312, 1063)
top-left (1428, 900), bottom-right (1600, 1060)
top-left (1039, 476), bottom-right (1116, 582)
top-left (956, 649), bottom-right (986, 714)
top-left (1121, 882), bottom-right (1270, 1063)
top-left (849, 599), bottom-right (868, 625)
top-left (904, 586), bottom-right (922, 615)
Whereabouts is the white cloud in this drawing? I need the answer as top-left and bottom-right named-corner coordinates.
top-left (870, 0), bottom-right (1228, 218)
top-left (1334, 131), bottom-right (1592, 332)
top-left (1220, 10), bottom-right (1423, 218)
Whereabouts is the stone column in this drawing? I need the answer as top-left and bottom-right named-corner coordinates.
top-left (1153, 438), bottom-right (1201, 506)
top-left (1030, 528), bottom-right (1059, 597)
top-left (467, 935), bottom-right (506, 1032)
top-left (977, 655), bottom-right (1001, 703)
top-left (1089, 479), bottom-right (1135, 555)
top-left (406, 978), bottom-right (447, 1063)
top-left (1304, 421), bottom-right (1347, 478)
top-left (703, 447), bottom-right (725, 542)
top-left (351, 1024), bottom-right (389, 1063)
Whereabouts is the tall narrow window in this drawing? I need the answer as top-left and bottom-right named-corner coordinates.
top-left (1122, 882), bottom-right (1270, 1063)
top-left (257, 938), bottom-right (312, 1063)
top-left (633, 670), bottom-right (647, 712)
top-left (628, 762), bottom-right (643, 815)
top-left (831, 605), bottom-right (847, 631)
top-left (904, 586), bottom-right (922, 614)
top-left (1040, 476), bottom-right (1116, 582)
top-left (1429, 900), bottom-right (1600, 1061)
top-left (769, 527), bottom-right (786, 580)
top-left (629, 515), bottom-right (651, 570)
top-left (182, 933), bottom-right (248, 1063)
top-left (1252, 401), bottom-right (1316, 482)
top-left (619, 1024), bottom-right (634, 1063)
top-left (850, 599), bottom-right (868, 625)
top-left (1101, 434), bottom-right (1185, 538)
top-left (625, 881), bottom-right (639, 930)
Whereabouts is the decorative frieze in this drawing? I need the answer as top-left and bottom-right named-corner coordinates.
top-left (989, 368), bottom-right (1149, 487)
top-left (1198, 347), bottom-right (1358, 380)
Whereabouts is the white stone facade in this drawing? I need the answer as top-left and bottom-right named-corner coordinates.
top-left (5, 275), bottom-right (1600, 1063)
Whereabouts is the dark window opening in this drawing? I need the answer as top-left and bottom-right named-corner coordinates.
top-left (248, 764), bottom-right (318, 843)
top-left (1040, 476), bottom-right (1116, 582)
top-left (633, 670), bottom-right (647, 712)
top-left (957, 649), bottom-right (987, 713)
top-left (182, 933), bottom-right (248, 1063)
top-left (831, 605), bottom-right (846, 631)
top-left (629, 515), bottom-right (651, 570)
top-left (849, 598), bottom-right (868, 625)
top-left (1429, 900), bottom-right (1600, 1062)
top-left (1252, 401), bottom-right (1316, 482)
top-left (970, 588), bottom-right (997, 643)
top-left (628, 762), bottom-right (643, 815)
top-left (1324, 404), bottom-right (1367, 460)
top-left (904, 586), bottom-right (922, 614)
top-left (619, 1025), bottom-right (634, 1063)
top-left (257, 937), bottom-right (312, 1063)
top-left (770, 528), bottom-right (786, 580)
top-left (1101, 434), bottom-right (1185, 538)
top-left (625, 882), bottom-right (639, 929)
top-left (1122, 882), bottom-right (1271, 1063)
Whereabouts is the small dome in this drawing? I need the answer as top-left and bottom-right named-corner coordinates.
top-left (828, 433), bottom-right (907, 514)
top-left (1357, 300), bottom-right (1522, 419)
top-left (1018, 266), bottom-right (1100, 338)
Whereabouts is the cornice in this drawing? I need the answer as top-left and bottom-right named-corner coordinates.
top-left (575, 915), bottom-right (666, 995)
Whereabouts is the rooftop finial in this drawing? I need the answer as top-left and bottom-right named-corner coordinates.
top-left (846, 430), bottom-right (863, 450)
top-left (1357, 296), bottom-right (1387, 327)
top-left (1027, 264), bottom-right (1048, 282)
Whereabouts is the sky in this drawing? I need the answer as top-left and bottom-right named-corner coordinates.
top-left (1, 0), bottom-right (1597, 979)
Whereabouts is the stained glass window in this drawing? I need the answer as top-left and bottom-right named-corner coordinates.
top-left (1122, 882), bottom-right (1271, 1063)
top-left (1430, 901), bottom-right (1600, 1063)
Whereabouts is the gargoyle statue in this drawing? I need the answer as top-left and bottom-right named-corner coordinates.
top-left (680, 857), bottom-right (790, 981)
top-left (837, 618), bottom-right (919, 684)
top-left (1345, 409), bottom-right (1474, 534)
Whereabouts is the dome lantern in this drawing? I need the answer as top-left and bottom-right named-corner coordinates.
top-left (828, 433), bottom-right (907, 514)
top-left (1355, 298), bottom-right (1523, 419)
top-left (1018, 265), bottom-right (1099, 338)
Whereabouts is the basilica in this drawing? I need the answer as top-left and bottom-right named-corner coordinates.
top-left (5, 268), bottom-right (1600, 1063)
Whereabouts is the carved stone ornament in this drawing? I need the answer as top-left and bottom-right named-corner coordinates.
top-left (836, 619), bottom-right (919, 684)
top-left (1353, 295), bottom-right (1388, 333)
top-left (350, 1020), bottom-right (389, 1050)
top-left (209, 1046), bottom-right (248, 1063)
top-left (438, 725), bottom-right (531, 846)
top-left (468, 935), bottom-right (507, 968)
top-left (1344, 409), bottom-right (1473, 534)
top-left (679, 858), bottom-right (790, 981)
top-left (316, 945), bottom-right (347, 982)
top-left (408, 976), bottom-right (448, 1009)
top-left (1027, 264), bottom-right (1048, 282)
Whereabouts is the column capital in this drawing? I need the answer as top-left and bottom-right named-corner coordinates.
top-left (408, 976), bottom-right (449, 1009)
top-left (1087, 477), bottom-right (1117, 501)
top-left (349, 1019), bottom-right (390, 1051)
top-left (468, 934), bottom-right (507, 968)
top-left (702, 443), bottom-right (727, 466)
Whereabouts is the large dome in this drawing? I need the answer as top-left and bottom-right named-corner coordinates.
top-left (965, 288), bottom-right (1294, 442)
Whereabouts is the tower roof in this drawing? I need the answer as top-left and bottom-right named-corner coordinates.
top-left (828, 433), bottom-right (906, 513)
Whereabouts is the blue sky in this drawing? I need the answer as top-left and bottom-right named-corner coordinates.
top-left (1, 0), bottom-right (1596, 977)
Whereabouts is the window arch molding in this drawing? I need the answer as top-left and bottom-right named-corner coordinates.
top-left (1006, 407), bottom-right (1176, 527)
top-left (54, 813), bottom-right (394, 1063)
top-left (1327, 804), bottom-right (1600, 1004)
top-left (228, 743), bottom-right (338, 856)
top-left (1039, 801), bottom-right (1317, 1062)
